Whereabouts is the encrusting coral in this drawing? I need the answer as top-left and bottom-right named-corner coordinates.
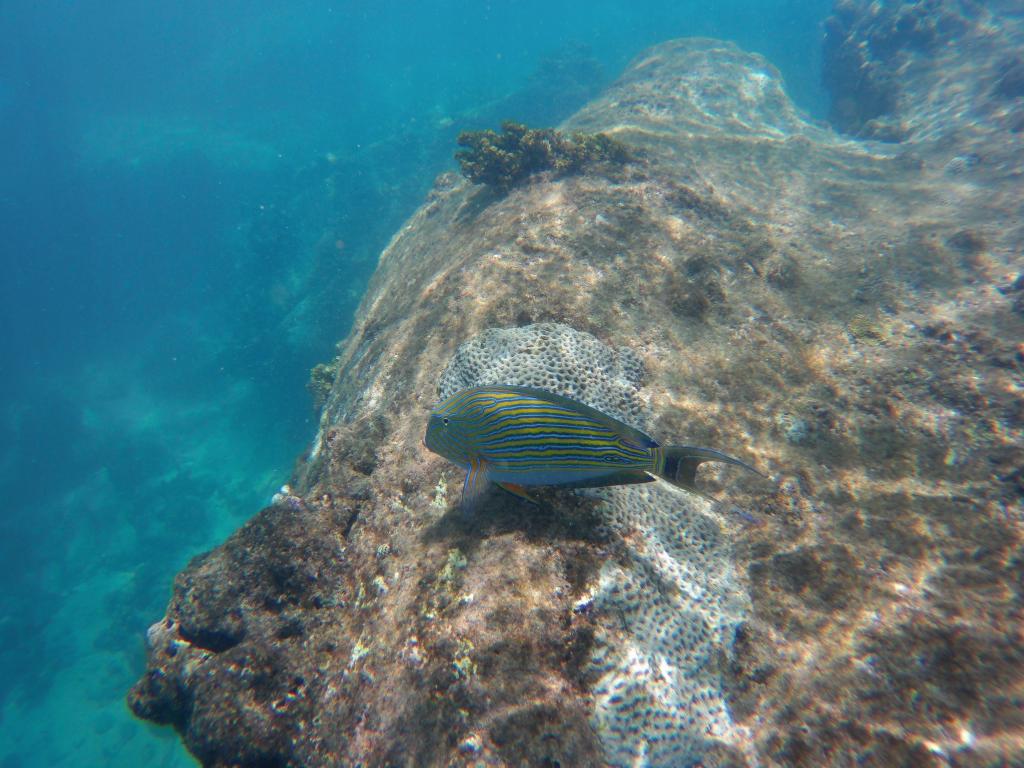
top-left (436, 323), bottom-right (751, 766)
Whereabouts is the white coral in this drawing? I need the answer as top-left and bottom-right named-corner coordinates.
top-left (437, 323), bottom-right (751, 766)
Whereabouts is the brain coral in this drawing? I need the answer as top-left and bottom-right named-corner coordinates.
top-left (436, 323), bottom-right (751, 766)
top-left (437, 322), bottom-right (650, 429)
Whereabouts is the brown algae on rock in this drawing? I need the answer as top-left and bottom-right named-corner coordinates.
top-left (456, 120), bottom-right (633, 192)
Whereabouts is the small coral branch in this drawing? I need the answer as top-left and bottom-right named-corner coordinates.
top-left (455, 120), bottom-right (632, 192)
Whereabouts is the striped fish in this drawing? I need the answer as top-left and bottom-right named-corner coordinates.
top-left (423, 385), bottom-right (762, 507)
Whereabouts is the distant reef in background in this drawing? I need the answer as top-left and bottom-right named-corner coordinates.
top-left (129, 2), bottom-right (1023, 765)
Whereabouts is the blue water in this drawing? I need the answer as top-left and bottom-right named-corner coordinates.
top-left (0, 2), bottom-right (831, 765)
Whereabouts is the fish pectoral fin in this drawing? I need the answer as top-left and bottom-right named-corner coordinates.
top-left (461, 458), bottom-right (492, 510)
top-left (495, 481), bottom-right (538, 504)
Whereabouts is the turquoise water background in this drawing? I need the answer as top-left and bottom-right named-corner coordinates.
top-left (0, 2), bottom-right (830, 765)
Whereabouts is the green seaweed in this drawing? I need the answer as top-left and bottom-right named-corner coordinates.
top-left (308, 359), bottom-right (339, 408)
top-left (421, 547), bottom-right (470, 621)
top-left (451, 638), bottom-right (477, 679)
top-left (455, 120), bottom-right (632, 192)
top-left (847, 313), bottom-right (887, 345)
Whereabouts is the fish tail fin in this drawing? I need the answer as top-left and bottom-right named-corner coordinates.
top-left (657, 445), bottom-right (764, 500)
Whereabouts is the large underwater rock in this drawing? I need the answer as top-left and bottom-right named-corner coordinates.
top-left (824, 0), bottom-right (1024, 145)
top-left (130, 28), bottom-right (1023, 768)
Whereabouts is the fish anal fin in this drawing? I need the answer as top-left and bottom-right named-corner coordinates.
top-left (560, 469), bottom-right (655, 489)
top-left (496, 481), bottom-right (538, 504)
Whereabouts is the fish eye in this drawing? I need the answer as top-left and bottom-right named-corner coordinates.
top-left (442, 417), bottom-right (449, 426)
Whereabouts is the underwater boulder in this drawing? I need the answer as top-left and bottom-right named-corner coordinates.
top-left (130, 31), bottom-right (1024, 768)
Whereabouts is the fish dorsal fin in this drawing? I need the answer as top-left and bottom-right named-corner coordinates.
top-left (485, 385), bottom-right (658, 448)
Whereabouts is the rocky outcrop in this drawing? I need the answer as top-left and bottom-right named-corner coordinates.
top-left (824, 0), bottom-right (1024, 143)
top-left (130, 29), bottom-right (1023, 768)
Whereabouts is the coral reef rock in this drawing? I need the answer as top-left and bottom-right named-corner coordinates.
top-left (130, 32), bottom-right (1023, 768)
top-left (824, 0), bottom-right (1024, 146)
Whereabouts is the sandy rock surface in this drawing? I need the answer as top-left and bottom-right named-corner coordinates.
top-left (130, 11), bottom-right (1023, 767)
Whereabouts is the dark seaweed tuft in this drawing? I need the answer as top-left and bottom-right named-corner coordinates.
top-left (455, 120), bottom-right (632, 192)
